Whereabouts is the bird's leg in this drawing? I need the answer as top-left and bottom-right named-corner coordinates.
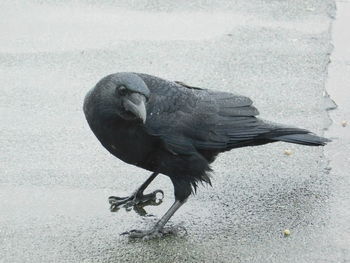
top-left (109, 172), bottom-right (164, 211)
top-left (122, 199), bottom-right (187, 240)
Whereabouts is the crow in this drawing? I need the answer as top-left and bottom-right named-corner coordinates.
top-left (83, 72), bottom-right (329, 239)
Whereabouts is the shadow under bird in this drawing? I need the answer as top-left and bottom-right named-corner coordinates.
top-left (83, 72), bottom-right (330, 239)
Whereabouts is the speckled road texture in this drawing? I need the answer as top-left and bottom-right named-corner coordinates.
top-left (1, 0), bottom-right (348, 262)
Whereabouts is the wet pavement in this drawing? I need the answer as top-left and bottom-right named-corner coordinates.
top-left (1, 0), bottom-right (348, 262)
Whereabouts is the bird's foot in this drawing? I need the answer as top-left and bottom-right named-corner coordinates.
top-left (121, 226), bottom-right (187, 240)
top-left (108, 189), bottom-right (164, 212)
top-left (121, 228), bottom-right (164, 240)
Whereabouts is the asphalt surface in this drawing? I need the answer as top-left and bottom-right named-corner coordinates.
top-left (1, 0), bottom-right (348, 262)
top-left (324, 0), bottom-right (350, 260)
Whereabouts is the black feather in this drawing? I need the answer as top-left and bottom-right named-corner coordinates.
top-left (272, 133), bottom-right (330, 146)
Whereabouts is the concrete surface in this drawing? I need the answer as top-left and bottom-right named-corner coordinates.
top-left (324, 0), bottom-right (350, 260)
top-left (1, 0), bottom-right (348, 262)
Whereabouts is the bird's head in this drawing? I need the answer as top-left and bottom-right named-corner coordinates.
top-left (90, 73), bottom-right (150, 124)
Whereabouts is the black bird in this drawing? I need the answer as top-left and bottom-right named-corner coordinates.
top-left (83, 72), bottom-right (329, 239)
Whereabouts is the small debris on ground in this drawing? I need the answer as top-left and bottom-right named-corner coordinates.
top-left (283, 229), bottom-right (291, 236)
top-left (284, 149), bottom-right (293, 156)
top-left (341, 120), bottom-right (347, 127)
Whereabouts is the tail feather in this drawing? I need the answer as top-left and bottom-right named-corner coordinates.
top-left (272, 133), bottom-right (330, 146)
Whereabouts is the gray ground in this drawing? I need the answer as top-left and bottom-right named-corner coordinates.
top-left (1, 0), bottom-right (349, 262)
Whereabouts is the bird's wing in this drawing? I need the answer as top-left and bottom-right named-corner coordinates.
top-left (173, 81), bottom-right (203, 90)
top-left (144, 80), bottom-right (273, 155)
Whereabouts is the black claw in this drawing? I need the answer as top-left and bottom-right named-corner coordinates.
top-left (121, 226), bottom-right (187, 239)
top-left (108, 189), bottom-right (165, 215)
top-left (109, 196), bottom-right (126, 201)
top-left (120, 229), bottom-right (141, 236)
top-left (108, 196), bottom-right (130, 205)
top-left (110, 204), bottom-right (120, 212)
top-left (120, 228), bottom-right (166, 240)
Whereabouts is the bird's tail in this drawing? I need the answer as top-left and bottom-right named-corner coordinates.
top-left (272, 133), bottom-right (330, 146)
top-left (257, 121), bottom-right (330, 146)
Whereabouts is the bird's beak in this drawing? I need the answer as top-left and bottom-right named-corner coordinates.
top-left (123, 93), bottom-right (147, 124)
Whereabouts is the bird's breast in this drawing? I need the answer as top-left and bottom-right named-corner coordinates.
top-left (96, 120), bottom-right (158, 168)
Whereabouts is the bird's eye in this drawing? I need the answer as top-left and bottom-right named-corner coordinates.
top-left (118, 86), bottom-right (128, 96)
